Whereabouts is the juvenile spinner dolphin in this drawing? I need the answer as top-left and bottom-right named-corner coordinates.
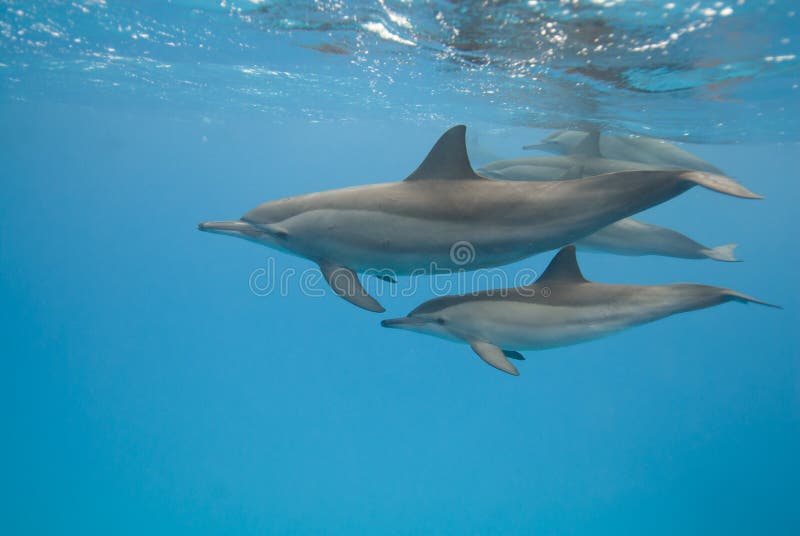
top-left (199, 126), bottom-right (760, 312)
top-left (382, 246), bottom-right (778, 376)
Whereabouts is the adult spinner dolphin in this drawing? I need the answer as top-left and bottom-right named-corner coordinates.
top-left (382, 246), bottom-right (778, 376)
top-left (199, 125), bottom-right (760, 312)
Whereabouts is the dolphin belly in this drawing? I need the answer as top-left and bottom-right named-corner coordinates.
top-left (275, 208), bottom-right (542, 273)
top-left (445, 300), bottom-right (650, 350)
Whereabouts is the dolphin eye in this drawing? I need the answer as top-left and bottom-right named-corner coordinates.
top-left (436, 317), bottom-right (446, 325)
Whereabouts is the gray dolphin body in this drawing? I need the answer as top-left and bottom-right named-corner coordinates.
top-left (523, 130), bottom-right (724, 174)
top-left (479, 132), bottom-right (737, 262)
top-left (199, 126), bottom-right (759, 312)
top-left (382, 246), bottom-right (778, 376)
top-left (574, 218), bottom-right (737, 261)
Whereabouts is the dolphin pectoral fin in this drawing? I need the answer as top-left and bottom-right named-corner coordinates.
top-left (469, 341), bottom-right (520, 376)
top-left (503, 350), bottom-right (526, 361)
top-left (318, 262), bottom-right (385, 313)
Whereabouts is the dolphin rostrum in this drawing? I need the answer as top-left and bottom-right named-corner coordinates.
top-left (479, 132), bottom-right (738, 262)
top-left (199, 126), bottom-right (760, 312)
top-left (381, 246), bottom-right (779, 376)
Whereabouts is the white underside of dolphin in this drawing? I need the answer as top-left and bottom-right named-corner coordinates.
top-left (382, 246), bottom-right (779, 376)
top-left (199, 125), bottom-right (761, 312)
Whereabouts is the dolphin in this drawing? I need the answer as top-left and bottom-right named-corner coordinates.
top-left (381, 246), bottom-right (779, 376)
top-left (483, 130), bottom-right (723, 179)
top-left (522, 130), bottom-right (724, 174)
top-left (478, 132), bottom-right (738, 262)
top-left (479, 155), bottom-right (654, 181)
top-left (198, 125), bottom-right (760, 312)
top-left (575, 218), bottom-right (738, 261)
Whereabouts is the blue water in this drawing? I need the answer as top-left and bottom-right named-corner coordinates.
top-left (2, 1), bottom-right (799, 534)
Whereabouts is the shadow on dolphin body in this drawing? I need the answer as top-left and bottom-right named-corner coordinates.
top-left (199, 125), bottom-right (760, 312)
top-left (382, 246), bottom-right (780, 376)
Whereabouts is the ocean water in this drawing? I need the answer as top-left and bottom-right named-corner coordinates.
top-left (2, 1), bottom-right (799, 534)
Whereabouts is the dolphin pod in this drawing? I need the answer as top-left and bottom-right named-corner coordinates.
top-left (199, 125), bottom-right (760, 312)
top-left (479, 131), bottom-right (739, 261)
top-left (381, 246), bottom-right (779, 376)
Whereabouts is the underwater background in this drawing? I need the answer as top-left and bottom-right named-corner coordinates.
top-left (2, 1), bottom-right (799, 534)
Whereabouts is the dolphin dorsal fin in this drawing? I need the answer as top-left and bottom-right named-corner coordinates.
top-left (404, 125), bottom-right (483, 181)
top-left (572, 130), bottom-right (601, 157)
top-left (536, 246), bottom-right (588, 284)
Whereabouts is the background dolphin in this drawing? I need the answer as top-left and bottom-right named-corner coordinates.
top-left (479, 132), bottom-right (738, 261)
top-left (522, 129), bottom-right (724, 174)
top-left (576, 218), bottom-right (737, 261)
top-left (199, 125), bottom-right (759, 312)
top-left (482, 132), bottom-right (668, 180)
top-left (382, 246), bottom-right (779, 376)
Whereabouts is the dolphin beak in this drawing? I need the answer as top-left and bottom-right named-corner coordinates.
top-left (381, 317), bottom-right (429, 330)
top-left (522, 142), bottom-right (557, 152)
top-left (522, 143), bottom-right (544, 150)
top-left (197, 220), bottom-right (261, 237)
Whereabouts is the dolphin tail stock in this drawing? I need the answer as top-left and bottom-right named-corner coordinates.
top-left (678, 171), bottom-right (763, 199)
top-left (701, 244), bottom-right (740, 262)
top-left (721, 289), bottom-right (782, 309)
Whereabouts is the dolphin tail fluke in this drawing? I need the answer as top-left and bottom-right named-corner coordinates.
top-left (679, 171), bottom-right (763, 199)
top-left (702, 244), bottom-right (740, 262)
top-left (722, 290), bottom-right (782, 309)
top-left (318, 262), bottom-right (385, 313)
